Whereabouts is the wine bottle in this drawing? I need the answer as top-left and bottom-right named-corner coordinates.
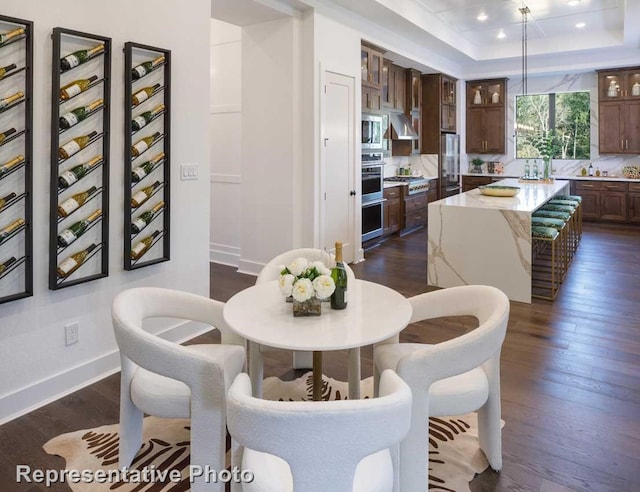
top-left (58, 155), bottom-right (102, 188)
top-left (132, 55), bottom-right (165, 80)
top-left (58, 186), bottom-right (98, 217)
top-left (330, 241), bottom-right (348, 310)
top-left (0, 155), bottom-right (24, 177)
top-left (131, 132), bottom-right (161, 158)
top-left (132, 104), bottom-right (165, 131)
top-left (56, 243), bottom-right (98, 279)
top-left (131, 152), bottom-right (165, 182)
top-left (131, 201), bottom-right (164, 234)
top-left (0, 127), bottom-right (17, 144)
top-left (57, 209), bottom-right (102, 247)
top-left (59, 98), bottom-right (103, 129)
top-left (0, 91), bottom-right (24, 110)
top-left (0, 192), bottom-right (17, 210)
top-left (131, 230), bottom-right (161, 260)
top-left (131, 180), bottom-right (161, 208)
top-left (59, 131), bottom-right (98, 160)
top-left (0, 27), bottom-right (25, 46)
top-left (132, 83), bottom-right (160, 106)
top-left (0, 256), bottom-right (17, 274)
top-left (60, 44), bottom-right (104, 71)
top-left (59, 75), bottom-right (98, 100)
top-left (0, 63), bottom-right (17, 80)
top-left (0, 218), bottom-right (25, 244)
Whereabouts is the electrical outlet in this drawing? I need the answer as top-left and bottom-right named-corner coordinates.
top-left (65, 322), bottom-right (79, 346)
top-left (180, 163), bottom-right (199, 181)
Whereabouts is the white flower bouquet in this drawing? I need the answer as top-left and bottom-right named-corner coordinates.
top-left (279, 257), bottom-right (336, 303)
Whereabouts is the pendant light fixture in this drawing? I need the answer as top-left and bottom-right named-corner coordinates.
top-left (519, 6), bottom-right (530, 95)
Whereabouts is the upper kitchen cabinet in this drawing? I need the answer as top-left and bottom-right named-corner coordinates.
top-left (421, 73), bottom-right (458, 154)
top-left (466, 78), bottom-right (507, 154)
top-left (598, 67), bottom-right (640, 154)
top-left (361, 43), bottom-right (383, 90)
top-left (362, 85), bottom-right (381, 111)
top-left (381, 62), bottom-right (405, 112)
top-left (406, 68), bottom-right (421, 112)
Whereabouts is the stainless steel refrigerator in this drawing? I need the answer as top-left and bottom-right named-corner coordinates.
top-left (440, 134), bottom-right (460, 197)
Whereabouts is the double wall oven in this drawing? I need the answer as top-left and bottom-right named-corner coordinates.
top-left (361, 150), bottom-right (385, 242)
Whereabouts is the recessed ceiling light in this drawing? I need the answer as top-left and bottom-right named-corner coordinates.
top-left (575, 22), bottom-right (586, 28)
top-left (497, 30), bottom-right (506, 39)
top-left (477, 13), bottom-right (488, 21)
top-left (567, 0), bottom-right (581, 6)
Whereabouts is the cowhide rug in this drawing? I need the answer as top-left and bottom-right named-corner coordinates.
top-left (44, 373), bottom-right (491, 491)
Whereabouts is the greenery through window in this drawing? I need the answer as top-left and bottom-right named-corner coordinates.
top-left (515, 91), bottom-right (590, 160)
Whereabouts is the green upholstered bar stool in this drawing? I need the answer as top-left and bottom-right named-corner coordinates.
top-left (554, 195), bottom-right (582, 242)
top-left (531, 226), bottom-right (561, 301)
top-left (539, 203), bottom-right (578, 260)
top-left (531, 216), bottom-right (568, 281)
top-left (533, 208), bottom-right (574, 265)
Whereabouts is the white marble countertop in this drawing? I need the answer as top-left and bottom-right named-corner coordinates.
top-left (461, 172), bottom-right (640, 183)
top-left (430, 178), bottom-right (570, 212)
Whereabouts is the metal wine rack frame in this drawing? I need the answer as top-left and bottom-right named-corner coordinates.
top-left (0, 14), bottom-right (33, 304)
top-left (123, 42), bottom-right (171, 270)
top-left (49, 28), bottom-right (111, 290)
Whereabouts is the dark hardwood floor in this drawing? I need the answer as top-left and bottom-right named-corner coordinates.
top-left (1, 223), bottom-right (639, 491)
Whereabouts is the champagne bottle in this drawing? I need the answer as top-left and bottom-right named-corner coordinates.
top-left (0, 192), bottom-right (17, 210)
top-left (132, 83), bottom-right (160, 106)
top-left (131, 132), bottom-right (161, 158)
top-left (60, 44), bottom-right (104, 71)
top-left (56, 243), bottom-right (97, 279)
top-left (59, 98), bottom-right (103, 129)
top-left (330, 241), bottom-right (348, 310)
top-left (57, 209), bottom-right (102, 247)
top-left (58, 155), bottom-right (102, 188)
top-left (0, 63), bottom-right (17, 80)
top-left (59, 75), bottom-right (98, 100)
top-left (131, 201), bottom-right (164, 234)
top-left (0, 27), bottom-right (25, 46)
top-left (59, 131), bottom-right (98, 159)
top-left (132, 55), bottom-right (165, 80)
top-left (131, 230), bottom-right (161, 260)
top-left (132, 104), bottom-right (165, 131)
top-left (0, 127), bottom-right (17, 144)
top-left (131, 180), bottom-right (161, 208)
top-left (131, 152), bottom-right (164, 182)
top-left (0, 218), bottom-right (25, 244)
top-left (0, 91), bottom-right (24, 110)
top-left (0, 256), bottom-right (17, 274)
top-left (58, 186), bottom-right (98, 217)
top-left (0, 155), bottom-right (24, 177)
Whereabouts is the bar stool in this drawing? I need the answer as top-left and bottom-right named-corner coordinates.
top-left (554, 195), bottom-right (582, 242)
top-left (547, 199), bottom-right (580, 252)
top-left (531, 226), bottom-right (560, 300)
top-left (538, 203), bottom-right (578, 261)
top-left (531, 216), bottom-right (568, 281)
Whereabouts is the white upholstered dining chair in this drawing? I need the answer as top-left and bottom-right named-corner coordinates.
top-left (251, 248), bottom-right (355, 396)
top-left (112, 287), bottom-right (246, 492)
top-left (227, 369), bottom-right (412, 492)
top-left (373, 285), bottom-right (510, 492)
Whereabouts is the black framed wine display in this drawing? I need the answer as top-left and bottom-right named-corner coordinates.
top-left (0, 15), bottom-right (33, 305)
top-left (124, 42), bottom-right (170, 270)
top-left (49, 28), bottom-right (111, 290)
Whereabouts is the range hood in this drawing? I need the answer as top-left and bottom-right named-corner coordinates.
top-left (385, 113), bottom-right (419, 140)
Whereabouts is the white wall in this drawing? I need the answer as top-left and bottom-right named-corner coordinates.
top-left (0, 0), bottom-right (211, 424)
top-left (210, 19), bottom-right (242, 266)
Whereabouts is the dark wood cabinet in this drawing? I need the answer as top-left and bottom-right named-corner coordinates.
top-left (427, 178), bottom-right (439, 203)
top-left (573, 180), bottom-right (627, 222)
top-left (406, 68), bottom-right (421, 112)
top-left (361, 44), bottom-right (383, 89)
top-left (598, 67), bottom-right (640, 154)
top-left (461, 175), bottom-right (492, 192)
top-left (466, 78), bottom-right (507, 154)
top-left (628, 183), bottom-right (640, 223)
top-left (383, 186), bottom-right (402, 236)
top-left (362, 85), bottom-right (381, 111)
top-left (421, 73), bottom-right (458, 154)
top-left (401, 191), bottom-right (427, 235)
top-left (381, 62), bottom-right (404, 112)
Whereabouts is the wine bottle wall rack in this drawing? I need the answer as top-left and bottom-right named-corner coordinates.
top-left (49, 28), bottom-right (111, 290)
top-left (124, 42), bottom-right (170, 270)
top-left (0, 15), bottom-right (33, 304)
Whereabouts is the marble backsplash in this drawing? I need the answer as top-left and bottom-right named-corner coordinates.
top-left (384, 153), bottom-right (438, 178)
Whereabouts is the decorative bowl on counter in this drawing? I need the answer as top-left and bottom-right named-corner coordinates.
top-left (478, 185), bottom-right (521, 197)
top-left (622, 166), bottom-right (640, 179)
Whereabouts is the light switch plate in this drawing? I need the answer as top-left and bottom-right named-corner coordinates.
top-left (180, 163), bottom-right (199, 181)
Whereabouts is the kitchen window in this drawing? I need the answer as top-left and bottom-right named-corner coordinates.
top-left (515, 91), bottom-right (590, 159)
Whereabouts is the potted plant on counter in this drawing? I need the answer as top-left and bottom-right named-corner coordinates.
top-left (471, 158), bottom-right (484, 174)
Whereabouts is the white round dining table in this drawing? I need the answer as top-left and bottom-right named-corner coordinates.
top-left (223, 279), bottom-right (412, 400)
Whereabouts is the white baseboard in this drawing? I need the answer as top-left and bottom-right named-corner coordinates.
top-left (0, 321), bottom-right (212, 426)
top-left (209, 243), bottom-right (240, 266)
top-left (237, 258), bottom-right (264, 277)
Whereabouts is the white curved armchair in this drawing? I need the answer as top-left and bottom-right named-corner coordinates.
top-left (227, 369), bottom-right (411, 492)
top-left (252, 248), bottom-right (355, 396)
top-left (373, 285), bottom-right (510, 492)
top-left (112, 287), bottom-right (246, 492)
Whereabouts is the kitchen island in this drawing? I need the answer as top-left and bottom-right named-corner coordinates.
top-left (427, 178), bottom-right (570, 303)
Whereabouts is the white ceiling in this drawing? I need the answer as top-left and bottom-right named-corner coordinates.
top-left (211, 0), bottom-right (640, 70)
